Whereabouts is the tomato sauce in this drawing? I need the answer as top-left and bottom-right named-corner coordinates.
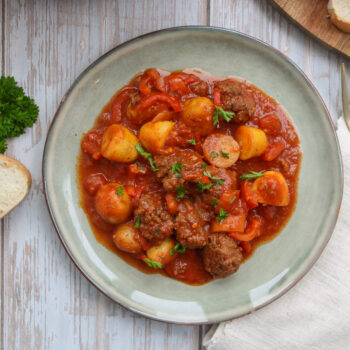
top-left (77, 68), bottom-right (301, 285)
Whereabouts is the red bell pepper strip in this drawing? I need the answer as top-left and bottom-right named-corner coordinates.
top-left (229, 217), bottom-right (262, 241)
top-left (109, 87), bottom-right (136, 123)
top-left (145, 69), bottom-right (166, 92)
top-left (166, 75), bottom-right (191, 95)
top-left (139, 76), bottom-right (152, 96)
top-left (213, 88), bottom-right (221, 107)
top-left (261, 140), bottom-right (285, 161)
top-left (240, 180), bottom-right (259, 209)
top-left (138, 93), bottom-right (182, 112)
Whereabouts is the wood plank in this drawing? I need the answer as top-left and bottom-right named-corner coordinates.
top-left (210, 0), bottom-right (350, 124)
top-left (272, 0), bottom-right (350, 58)
top-left (2, 0), bottom-right (207, 349)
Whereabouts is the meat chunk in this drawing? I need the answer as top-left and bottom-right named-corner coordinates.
top-left (175, 200), bottom-right (209, 249)
top-left (189, 81), bottom-right (209, 96)
top-left (154, 150), bottom-right (203, 191)
top-left (202, 166), bottom-right (238, 204)
top-left (202, 233), bottom-right (243, 278)
top-left (134, 193), bottom-right (174, 244)
top-left (214, 80), bottom-right (256, 123)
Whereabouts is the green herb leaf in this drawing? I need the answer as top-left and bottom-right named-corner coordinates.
top-left (0, 76), bottom-right (39, 153)
top-left (144, 258), bottom-right (164, 269)
top-left (203, 170), bottom-right (217, 180)
top-left (240, 171), bottom-right (265, 180)
top-left (213, 106), bottom-right (235, 126)
top-left (135, 143), bottom-right (158, 171)
top-left (230, 196), bottom-right (236, 204)
top-left (197, 180), bottom-right (213, 192)
top-left (117, 185), bottom-right (124, 196)
top-left (134, 215), bottom-right (141, 228)
top-left (170, 242), bottom-right (187, 256)
top-left (215, 179), bottom-right (224, 187)
top-left (202, 162), bottom-right (207, 169)
top-left (216, 208), bottom-right (229, 222)
top-left (210, 151), bottom-right (219, 158)
top-left (171, 162), bottom-right (182, 174)
top-left (211, 199), bottom-right (219, 208)
top-left (198, 209), bottom-right (202, 214)
top-left (187, 138), bottom-right (196, 145)
top-left (175, 186), bottom-right (186, 200)
top-left (220, 150), bottom-right (229, 158)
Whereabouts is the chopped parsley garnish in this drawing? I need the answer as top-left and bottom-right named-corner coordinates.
top-left (211, 199), bottom-right (219, 208)
top-left (220, 150), bottom-right (229, 158)
top-left (230, 196), bottom-right (237, 204)
top-left (210, 151), bottom-right (219, 158)
top-left (117, 186), bottom-right (124, 196)
top-left (171, 162), bottom-right (182, 174)
top-left (170, 242), bottom-right (187, 256)
top-left (216, 208), bottom-right (229, 222)
top-left (144, 258), bottom-right (163, 269)
top-left (134, 215), bottom-right (141, 228)
top-left (175, 186), bottom-right (186, 200)
top-left (202, 162), bottom-right (207, 169)
top-left (135, 143), bottom-right (158, 172)
top-left (198, 209), bottom-right (202, 214)
top-left (240, 171), bottom-right (265, 180)
top-left (197, 180), bottom-right (213, 192)
top-left (213, 106), bottom-right (235, 126)
top-left (0, 76), bottom-right (39, 153)
top-left (187, 138), bottom-right (196, 145)
top-left (215, 179), bottom-right (224, 186)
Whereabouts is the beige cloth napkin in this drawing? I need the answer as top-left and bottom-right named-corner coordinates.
top-left (204, 117), bottom-right (350, 350)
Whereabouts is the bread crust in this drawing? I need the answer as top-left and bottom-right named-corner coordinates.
top-left (0, 154), bottom-right (32, 219)
top-left (328, 0), bottom-right (350, 33)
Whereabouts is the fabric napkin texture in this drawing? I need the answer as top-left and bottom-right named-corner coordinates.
top-left (204, 117), bottom-right (350, 350)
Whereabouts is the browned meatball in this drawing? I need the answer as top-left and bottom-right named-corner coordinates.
top-left (214, 80), bottom-right (256, 123)
top-left (202, 233), bottom-right (243, 278)
top-left (154, 150), bottom-right (203, 192)
top-left (134, 193), bottom-right (174, 244)
top-left (201, 166), bottom-right (238, 204)
top-left (189, 81), bottom-right (209, 96)
top-left (175, 200), bottom-right (209, 249)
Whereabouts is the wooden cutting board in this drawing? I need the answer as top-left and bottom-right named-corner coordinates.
top-left (271, 0), bottom-right (350, 58)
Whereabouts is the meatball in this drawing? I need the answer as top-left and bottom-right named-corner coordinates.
top-left (134, 193), bottom-right (174, 244)
top-left (154, 150), bottom-right (203, 191)
top-left (214, 80), bottom-right (256, 123)
top-left (175, 200), bottom-right (209, 249)
top-left (201, 166), bottom-right (238, 204)
top-left (202, 233), bottom-right (243, 278)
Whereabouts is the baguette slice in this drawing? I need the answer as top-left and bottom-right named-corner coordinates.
top-left (0, 154), bottom-right (32, 219)
top-left (328, 0), bottom-right (350, 33)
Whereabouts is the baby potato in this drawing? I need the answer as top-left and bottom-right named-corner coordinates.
top-left (234, 125), bottom-right (268, 160)
top-left (181, 97), bottom-right (215, 136)
top-left (101, 124), bottom-right (139, 162)
top-left (146, 237), bottom-right (177, 265)
top-left (252, 171), bottom-right (290, 206)
top-left (139, 121), bottom-right (175, 154)
top-left (113, 222), bottom-right (142, 254)
top-left (203, 133), bottom-right (240, 168)
top-left (95, 183), bottom-right (132, 224)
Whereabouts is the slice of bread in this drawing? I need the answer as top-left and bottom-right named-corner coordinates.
top-left (328, 0), bottom-right (350, 33)
top-left (0, 154), bottom-right (32, 219)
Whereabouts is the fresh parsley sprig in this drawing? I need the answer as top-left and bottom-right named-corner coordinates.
top-left (0, 76), bottom-right (39, 153)
top-left (135, 143), bottom-right (158, 171)
top-left (213, 106), bottom-right (235, 126)
top-left (216, 208), bottom-right (229, 222)
top-left (197, 180), bottom-right (213, 192)
top-left (117, 185), bottom-right (124, 196)
top-left (240, 171), bottom-right (265, 180)
top-left (187, 138), bottom-right (196, 145)
top-left (134, 215), bottom-right (141, 228)
top-left (171, 162), bottom-right (182, 175)
top-left (170, 242), bottom-right (187, 256)
top-left (220, 150), bottom-right (229, 158)
top-left (144, 258), bottom-right (163, 269)
top-left (175, 186), bottom-right (186, 200)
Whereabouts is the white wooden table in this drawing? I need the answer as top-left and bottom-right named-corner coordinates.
top-left (1, 0), bottom-right (349, 349)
